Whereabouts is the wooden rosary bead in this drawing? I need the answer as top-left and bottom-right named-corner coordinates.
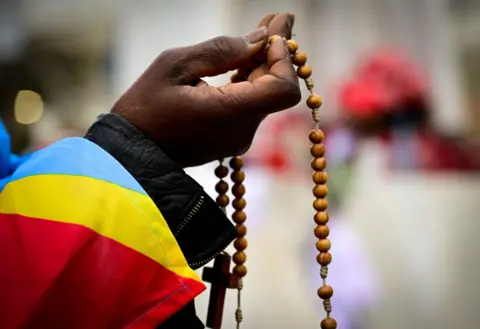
top-left (317, 285), bottom-right (334, 299)
top-left (311, 157), bottom-right (327, 171)
top-left (287, 39), bottom-right (298, 54)
top-left (231, 170), bottom-right (245, 183)
top-left (309, 130), bottom-right (325, 143)
top-left (314, 225), bottom-right (330, 239)
top-left (215, 165), bottom-right (229, 178)
top-left (236, 224), bottom-right (247, 237)
top-left (232, 184), bottom-right (246, 197)
top-left (233, 251), bottom-right (247, 265)
top-left (316, 239), bottom-right (331, 252)
top-left (316, 252), bottom-right (332, 266)
top-left (233, 264), bottom-right (247, 277)
top-left (314, 211), bottom-right (329, 225)
top-left (215, 180), bottom-right (229, 194)
top-left (312, 171), bottom-right (328, 184)
top-left (307, 94), bottom-right (323, 109)
top-left (232, 210), bottom-right (247, 224)
top-left (321, 317), bottom-right (337, 329)
top-left (313, 184), bottom-right (328, 198)
top-left (234, 237), bottom-right (248, 251)
top-left (297, 65), bottom-right (312, 79)
top-left (313, 198), bottom-right (328, 211)
top-left (269, 35), bottom-right (282, 44)
top-left (216, 194), bottom-right (229, 207)
top-left (310, 143), bottom-right (326, 157)
top-left (230, 156), bottom-right (244, 170)
top-left (232, 198), bottom-right (247, 210)
top-left (292, 51), bottom-right (307, 66)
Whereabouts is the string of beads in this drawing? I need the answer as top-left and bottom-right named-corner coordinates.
top-left (214, 156), bottom-right (248, 329)
top-left (287, 38), bottom-right (337, 329)
top-left (214, 36), bottom-right (336, 329)
top-left (230, 157), bottom-right (247, 329)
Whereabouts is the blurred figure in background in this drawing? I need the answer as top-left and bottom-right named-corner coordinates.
top-left (337, 48), bottom-right (480, 329)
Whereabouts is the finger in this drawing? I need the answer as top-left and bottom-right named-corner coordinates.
top-left (161, 27), bottom-right (268, 84)
top-left (267, 13), bottom-right (295, 39)
top-left (214, 36), bottom-right (301, 116)
top-left (257, 13), bottom-right (276, 29)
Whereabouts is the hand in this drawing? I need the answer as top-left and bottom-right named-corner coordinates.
top-left (112, 13), bottom-right (301, 167)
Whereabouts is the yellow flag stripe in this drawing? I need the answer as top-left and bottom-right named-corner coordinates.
top-left (0, 174), bottom-right (201, 283)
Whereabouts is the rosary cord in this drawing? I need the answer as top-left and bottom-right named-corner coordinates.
top-left (230, 156), bottom-right (247, 329)
top-left (287, 38), bottom-right (337, 329)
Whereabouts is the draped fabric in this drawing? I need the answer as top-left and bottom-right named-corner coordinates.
top-left (0, 133), bottom-right (204, 329)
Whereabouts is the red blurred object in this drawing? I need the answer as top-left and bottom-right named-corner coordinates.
top-left (339, 49), bottom-right (428, 119)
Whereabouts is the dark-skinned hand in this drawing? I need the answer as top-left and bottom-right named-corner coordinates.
top-left (112, 13), bottom-right (300, 167)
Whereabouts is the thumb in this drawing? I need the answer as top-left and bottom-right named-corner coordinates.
top-left (163, 27), bottom-right (268, 83)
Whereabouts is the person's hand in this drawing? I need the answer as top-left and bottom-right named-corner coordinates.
top-left (112, 13), bottom-right (301, 167)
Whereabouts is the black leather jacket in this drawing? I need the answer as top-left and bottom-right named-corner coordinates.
top-left (85, 113), bottom-right (236, 329)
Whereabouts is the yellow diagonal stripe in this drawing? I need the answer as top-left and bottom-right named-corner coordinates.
top-left (0, 174), bottom-right (201, 283)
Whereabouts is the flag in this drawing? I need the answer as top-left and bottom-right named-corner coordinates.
top-left (0, 137), bottom-right (205, 329)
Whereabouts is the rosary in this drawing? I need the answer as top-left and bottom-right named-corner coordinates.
top-left (202, 36), bottom-right (336, 329)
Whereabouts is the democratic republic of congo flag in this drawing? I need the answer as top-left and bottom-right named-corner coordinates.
top-left (0, 137), bottom-right (205, 329)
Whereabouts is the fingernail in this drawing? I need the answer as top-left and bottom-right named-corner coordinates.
top-left (245, 26), bottom-right (267, 44)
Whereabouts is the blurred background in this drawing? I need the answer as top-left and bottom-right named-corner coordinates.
top-left (1, 0), bottom-right (480, 328)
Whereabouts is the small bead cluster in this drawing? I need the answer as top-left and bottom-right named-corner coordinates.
top-left (215, 157), bottom-right (248, 329)
top-left (230, 156), bottom-right (248, 279)
top-left (288, 39), bottom-right (337, 329)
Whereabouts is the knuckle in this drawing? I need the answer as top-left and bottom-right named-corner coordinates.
top-left (158, 47), bottom-right (188, 79)
top-left (209, 36), bottom-right (241, 63)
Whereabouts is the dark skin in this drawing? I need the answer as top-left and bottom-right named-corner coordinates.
top-left (112, 13), bottom-right (300, 167)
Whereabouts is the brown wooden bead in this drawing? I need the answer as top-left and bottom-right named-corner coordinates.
top-left (216, 194), bottom-right (229, 207)
top-left (316, 239), bottom-right (331, 252)
top-left (310, 143), bottom-right (325, 157)
top-left (269, 35), bottom-right (282, 44)
top-left (309, 130), bottom-right (325, 143)
top-left (287, 39), bottom-right (298, 54)
top-left (231, 170), bottom-right (245, 183)
top-left (312, 171), bottom-right (328, 184)
top-left (236, 224), bottom-right (247, 237)
top-left (232, 183), bottom-right (246, 197)
top-left (232, 198), bottom-right (246, 210)
top-left (215, 180), bottom-right (229, 194)
top-left (297, 65), bottom-right (312, 79)
top-left (232, 210), bottom-right (246, 223)
top-left (292, 51), bottom-right (307, 66)
top-left (233, 264), bottom-right (247, 277)
top-left (313, 184), bottom-right (328, 198)
top-left (234, 237), bottom-right (248, 251)
top-left (317, 252), bottom-right (332, 266)
top-left (233, 251), bottom-right (247, 265)
top-left (311, 158), bottom-right (327, 171)
top-left (317, 285), bottom-right (334, 299)
top-left (214, 165), bottom-right (229, 178)
top-left (229, 156), bottom-right (244, 170)
top-left (314, 211), bottom-right (329, 225)
top-left (314, 225), bottom-right (330, 239)
top-left (307, 94), bottom-right (323, 109)
top-left (321, 317), bottom-right (337, 329)
top-left (313, 198), bottom-right (328, 211)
